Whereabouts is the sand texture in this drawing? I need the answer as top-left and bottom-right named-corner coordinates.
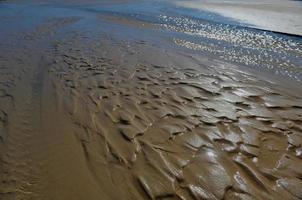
top-left (0, 1), bottom-right (302, 200)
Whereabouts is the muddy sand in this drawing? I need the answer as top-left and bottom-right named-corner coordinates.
top-left (1, 1), bottom-right (302, 200)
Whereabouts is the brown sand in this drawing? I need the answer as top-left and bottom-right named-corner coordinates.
top-left (1, 6), bottom-right (302, 200)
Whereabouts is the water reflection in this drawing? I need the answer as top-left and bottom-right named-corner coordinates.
top-left (158, 15), bottom-right (302, 81)
top-left (85, 1), bottom-right (302, 81)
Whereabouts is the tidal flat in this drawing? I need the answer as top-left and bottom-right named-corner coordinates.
top-left (0, 0), bottom-right (302, 199)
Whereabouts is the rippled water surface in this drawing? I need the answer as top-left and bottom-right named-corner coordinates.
top-left (81, 0), bottom-right (302, 80)
top-left (1, 0), bottom-right (301, 81)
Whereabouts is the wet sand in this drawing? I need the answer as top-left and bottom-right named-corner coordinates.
top-left (1, 1), bottom-right (302, 200)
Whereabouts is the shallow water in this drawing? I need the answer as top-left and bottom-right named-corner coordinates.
top-left (89, 0), bottom-right (302, 81)
top-left (2, 0), bottom-right (301, 81)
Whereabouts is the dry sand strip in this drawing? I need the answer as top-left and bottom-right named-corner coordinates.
top-left (1, 27), bottom-right (302, 200)
top-left (174, 0), bottom-right (302, 36)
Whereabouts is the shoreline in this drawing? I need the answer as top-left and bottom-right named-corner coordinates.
top-left (174, 0), bottom-right (302, 36)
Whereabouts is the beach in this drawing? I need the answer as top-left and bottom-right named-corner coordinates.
top-left (0, 0), bottom-right (302, 199)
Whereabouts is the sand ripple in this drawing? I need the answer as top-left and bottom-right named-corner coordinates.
top-left (44, 35), bottom-right (302, 199)
top-left (0, 3), bottom-right (301, 199)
